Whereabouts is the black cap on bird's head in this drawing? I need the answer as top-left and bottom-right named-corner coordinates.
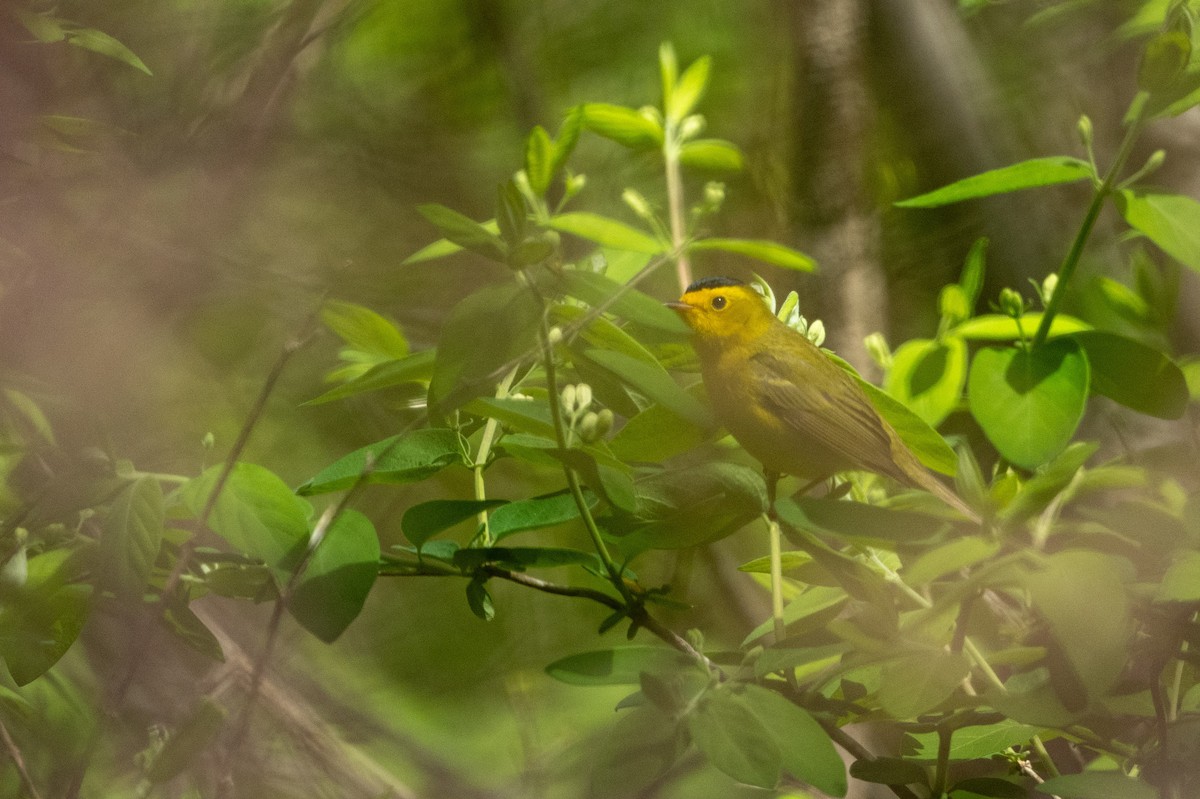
top-left (683, 276), bottom-right (744, 294)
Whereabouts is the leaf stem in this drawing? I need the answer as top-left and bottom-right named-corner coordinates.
top-left (473, 365), bottom-right (520, 544)
top-left (536, 312), bottom-right (630, 602)
top-left (663, 122), bottom-right (693, 292)
top-left (1032, 94), bottom-right (1147, 347)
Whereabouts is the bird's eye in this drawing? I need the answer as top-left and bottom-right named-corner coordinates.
top-left (711, 295), bottom-right (727, 310)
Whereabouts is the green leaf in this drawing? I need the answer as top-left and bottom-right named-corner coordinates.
top-left (688, 690), bottom-right (782, 789)
top-left (305, 349), bottom-right (435, 405)
top-left (427, 280), bottom-right (542, 417)
top-left (853, 375), bottom-right (958, 476)
top-left (885, 337), bottom-right (968, 428)
top-left (416, 204), bottom-right (507, 262)
top-left (145, 699), bottom-right (226, 782)
top-left (609, 403), bottom-right (711, 462)
top-left (1027, 550), bottom-right (1132, 697)
top-left (618, 462), bottom-right (766, 551)
top-left (321, 300), bottom-right (408, 360)
top-left (906, 720), bottom-right (1043, 761)
top-left (288, 510), bottom-right (380, 642)
top-left (100, 476), bottom-right (164, 597)
top-left (678, 139), bottom-right (744, 172)
top-left (550, 107), bottom-right (584, 179)
top-left (0, 552), bottom-right (91, 685)
top-left (949, 777), bottom-right (1028, 798)
top-left (895, 157), bottom-right (1093, 208)
top-left (849, 757), bottom-right (928, 787)
top-left (581, 103), bottom-right (664, 149)
top-left (402, 499), bottom-right (505, 550)
top-left (1156, 549), bottom-right (1200, 601)
top-left (960, 238), bottom-right (988, 305)
top-left (161, 596), bottom-right (225, 662)
top-left (182, 463), bottom-right (310, 570)
top-left (489, 491), bottom-right (589, 542)
top-left (667, 55), bottom-right (711, 121)
top-left (737, 684), bottom-right (847, 796)
top-left (545, 646), bottom-right (694, 685)
top-left (955, 312), bottom-right (1090, 340)
top-left (904, 536), bottom-right (1002, 586)
top-left (555, 269), bottom-right (688, 334)
top-left (525, 125), bottom-right (554, 196)
top-left (298, 428), bottom-right (462, 495)
top-left (879, 651), bottom-right (971, 719)
top-left (452, 546), bottom-right (598, 571)
top-left (469, 396), bottom-right (556, 439)
top-left (1116, 189), bottom-right (1200, 273)
top-left (998, 442), bottom-right (1098, 525)
top-left (548, 212), bottom-right (664, 254)
top-left (403, 219), bottom-right (501, 264)
top-left (14, 9), bottom-right (66, 42)
top-left (66, 28), bottom-right (153, 75)
top-left (742, 586), bottom-right (847, 646)
top-left (1037, 773), bottom-right (1157, 799)
top-left (465, 577), bottom-right (495, 621)
top-left (688, 237), bottom-right (815, 271)
top-left (967, 340), bottom-right (1089, 469)
top-left (784, 496), bottom-right (951, 546)
top-left (582, 348), bottom-right (712, 428)
top-left (1070, 331), bottom-right (1187, 419)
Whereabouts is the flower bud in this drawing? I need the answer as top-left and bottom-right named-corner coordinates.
top-left (575, 383), bottom-right (593, 413)
top-left (999, 287), bottom-right (1026, 318)
top-left (622, 188), bottom-right (654, 221)
top-left (703, 181), bottom-right (725, 209)
top-left (678, 114), bottom-right (706, 141)
top-left (547, 326), bottom-right (564, 346)
top-left (560, 384), bottom-right (577, 417)
top-left (864, 332), bottom-right (892, 370)
top-left (1076, 114), bottom-right (1093, 149)
top-left (806, 319), bottom-right (826, 348)
top-left (1040, 273), bottom-right (1059, 306)
top-left (578, 411), bottom-right (600, 442)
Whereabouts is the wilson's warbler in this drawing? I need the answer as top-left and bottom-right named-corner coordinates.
top-left (668, 276), bottom-right (975, 519)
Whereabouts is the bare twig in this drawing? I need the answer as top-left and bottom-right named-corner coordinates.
top-left (0, 719), bottom-right (44, 799)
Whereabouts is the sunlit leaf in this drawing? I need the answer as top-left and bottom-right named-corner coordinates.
top-left (548, 212), bottom-right (664, 254)
top-left (954, 312), bottom-right (1090, 340)
top-left (305, 349), bottom-right (435, 405)
top-left (555, 269), bottom-right (687, 334)
top-left (581, 103), bottom-right (664, 149)
top-left (402, 499), bottom-right (505, 550)
top-left (678, 139), bottom-right (744, 172)
top-left (967, 339), bottom-right (1089, 469)
top-left (416, 204), bottom-right (507, 262)
top-left (688, 237), bottom-right (814, 271)
top-left (885, 337), bottom-right (968, 428)
top-left (183, 463), bottom-right (310, 570)
top-left (583, 348), bottom-right (712, 428)
top-left (298, 428), bottom-right (462, 495)
top-left (489, 491), bottom-right (591, 542)
top-left (667, 55), bottom-right (711, 121)
top-left (1116, 189), bottom-right (1200, 273)
top-left (895, 157), bottom-right (1093, 208)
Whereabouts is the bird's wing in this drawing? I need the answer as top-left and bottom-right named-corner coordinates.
top-left (748, 349), bottom-right (900, 477)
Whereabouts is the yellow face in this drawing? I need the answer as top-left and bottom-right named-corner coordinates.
top-left (667, 280), bottom-right (774, 346)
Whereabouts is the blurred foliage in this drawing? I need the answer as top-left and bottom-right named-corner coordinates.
top-left (3, 1), bottom-right (1200, 799)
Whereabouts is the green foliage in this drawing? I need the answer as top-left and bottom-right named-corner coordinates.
top-left (5, 8), bottom-right (1200, 799)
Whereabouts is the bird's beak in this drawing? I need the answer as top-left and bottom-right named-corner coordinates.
top-left (664, 301), bottom-right (691, 314)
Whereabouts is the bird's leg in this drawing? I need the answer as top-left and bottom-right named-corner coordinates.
top-left (764, 470), bottom-right (786, 646)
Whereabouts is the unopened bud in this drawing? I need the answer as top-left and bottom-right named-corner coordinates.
top-left (678, 114), bottom-right (706, 141)
top-left (1076, 114), bottom-right (1093, 149)
top-left (1040, 273), bottom-right (1059, 306)
top-left (595, 408), bottom-right (614, 438)
top-left (547, 326), bottom-right (564, 346)
top-left (575, 383), bottom-right (593, 413)
top-left (579, 411), bottom-right (600, 442)
top-left (622, 188), bottom-right (654, 220)
top-left (999, 287), bottom-right (1026, 318)
top-left (560, 384), bottom-right (577, 417)
top-left (864, 332), bottom-right (892, 370)
top-left (806, 319), bottom-right (826, 348)
top-left (703, 181), bottom-right (725, 209)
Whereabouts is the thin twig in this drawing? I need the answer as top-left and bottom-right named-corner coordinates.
top-left (0, 719), bottom-right (44, 799)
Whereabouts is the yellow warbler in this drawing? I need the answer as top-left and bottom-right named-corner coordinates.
top-left (668, 276), bottom-right (975, 519)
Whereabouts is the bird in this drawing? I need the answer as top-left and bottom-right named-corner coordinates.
top-left (667, 276), bottom-right (976, 520)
